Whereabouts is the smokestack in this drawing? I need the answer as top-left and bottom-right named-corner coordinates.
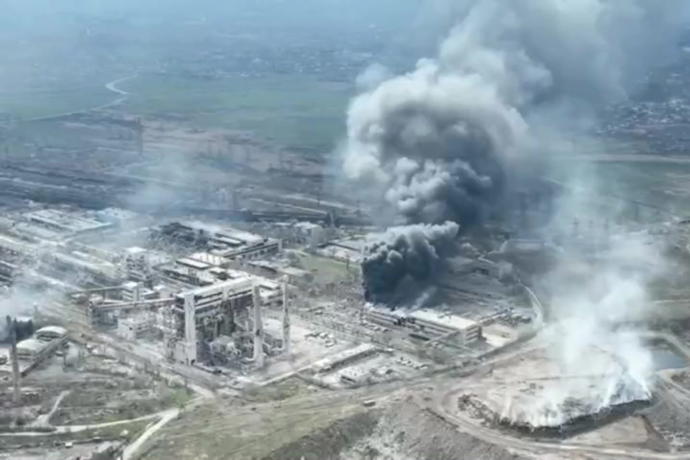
top-left (252, 285), bottom-right (264, 367)
top-left (183, 293), bottom-right (197, 365)
top-left (6, 316), bottom-right (20, 405)
top-left (282, 277), bottom-right (290, 355)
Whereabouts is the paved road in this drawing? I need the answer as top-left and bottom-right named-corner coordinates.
top-left (20, 74), bottom-right (137, 123)
top-left (123, 408), bottom-right (179, 460)
top-left (0, 410), bottom-right (163, 437)
top-left (29, 390), bottom-right (70, 428)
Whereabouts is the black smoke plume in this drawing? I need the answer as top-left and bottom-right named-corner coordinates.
top-left (344, 1), bottom-right (690, 227)
top-left (348, 0), bottom-right (690, 301)
top-left (362, 222), bottom-right (459, 302)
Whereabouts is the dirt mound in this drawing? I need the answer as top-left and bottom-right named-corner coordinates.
top-left (642, 387), bottom-right (690, 450)
top-left (262, 410), bottom-right (381, 460)
top-left (263, 398), bottom-right (529, 460)
top-left (340, 400), bottom-right (528, 460)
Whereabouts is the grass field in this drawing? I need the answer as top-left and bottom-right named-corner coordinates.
top-left (0, 71), bottom-right (352, 155)
top-left (294, 252), bottom-right (357, 285)
top-left (120, 74), bottom-right (353, 154)
top-left (553, 156), bottom-right (690, 218)
top-left (140, 386), bottom-right (370, 460)
top-left (0, 85), bottom-right (115, 120)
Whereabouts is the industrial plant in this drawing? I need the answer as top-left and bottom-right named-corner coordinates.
top-left (4, 1), bottom-right (690, 460)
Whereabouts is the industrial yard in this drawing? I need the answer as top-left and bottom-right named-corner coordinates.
top-left (0, 194), bottom-right (537, 459)
top-left (3, 135), bottom-right (690, 459)
top-left (5, 2), bottom-right (690, 460)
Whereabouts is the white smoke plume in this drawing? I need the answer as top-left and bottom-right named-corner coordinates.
top-left (355, 63), bottom-right (393, 92)
top-left (524, 230), bottom-right (667, 426)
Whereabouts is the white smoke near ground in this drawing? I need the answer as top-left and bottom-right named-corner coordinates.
top-left (496, 229), bottom-right (665, 428)
top-left (355, 63), bottom-right (393, 92)
top-left (345, 0), bottom-right (690, 421)
top-left (520, 230), bottom-right (666, 426)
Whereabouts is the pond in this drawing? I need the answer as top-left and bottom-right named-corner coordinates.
top-left (651, 346), bottom-right (687, 371)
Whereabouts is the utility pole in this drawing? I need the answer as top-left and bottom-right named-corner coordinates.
top-left (282, 277), bottom-right (291, 355)
top-left (252, 286), bottom-right (264, 368)
top-left (6, 316), bottom-right (20, 405)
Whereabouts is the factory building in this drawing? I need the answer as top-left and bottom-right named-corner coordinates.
top-left (159, 264), bottom-right (214, 288)
top-left (366, 308), bottom-right (482, 346)
top-left (408, 310), bottom-right (482, 345)
top-left (246, 260), bottom-right (313, 284)
top-left (169, 278), bottom-right (255, 364)
top-left (121, 281), bottom-right (158, 303)
top-left (22, 209), bottom-right (112, 238)
top-left (293, 222), bottom-right (327, 248)
top-left (117, 314), bottom-right (156, 340)
top-left (0, 259), bottom-right (18, 285)
top-left (16, 338), bottom-right (48, 360)
top-left (164, 276), bottom-right (290, 367)
top-left (316, 236), bottom-right (365, 264)
top-left (35, 326), bottom-right (67, 342)
top-left (122, 247), bottom-right (154, 284)
top-left (0, 235), bottom-right (32, 285)
top-left (157, 221), bottom-right (281, 261)
top-left (46, 252), bottom-right (119, 285)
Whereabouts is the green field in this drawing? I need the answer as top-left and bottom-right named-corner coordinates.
top-left (294, 252), bottom-right (358, 285)
top-left (0, 85), bottom-right (115, 121)
top-left (0, 72), bottom-right (353, 154)
top-left (553, 157), bottom-right (690, 219)
top-left (121, 74), bottom-right (353, 154)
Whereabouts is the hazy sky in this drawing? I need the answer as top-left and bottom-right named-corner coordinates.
top-left (1, 0), bottom-right (424, 33)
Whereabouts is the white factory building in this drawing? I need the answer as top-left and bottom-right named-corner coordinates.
top-left (366, 308), bottom-right (482, 346)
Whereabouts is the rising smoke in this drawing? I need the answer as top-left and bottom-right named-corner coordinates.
top-left (517, 232), bottom-right (668, 425)
top-left (350, 0), bottom-right (690, 415)
top-left (349, 0), bottom-right (690, 299)
top-left (362, 221), bottom-right (458, 301)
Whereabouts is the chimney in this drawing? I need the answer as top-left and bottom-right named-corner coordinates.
top-left (252, 286), bottom-right (264, 367)
top-left (6, 316), bottom-right (20, 405)
top-left (282, 277), bottom-right (290, 355)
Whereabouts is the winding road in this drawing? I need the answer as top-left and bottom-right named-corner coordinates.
top-left (122, 408), bottom-right (179, 460)
top-left (426, 350), bottom-right (690, 460)
top-left (21, 74), bottom-right (138, 123)
top-left (428, 388), bottom-right (690, 459)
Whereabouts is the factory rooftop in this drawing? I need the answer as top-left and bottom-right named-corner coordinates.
top-left (24, 209), bottom-right (112, 236)
top-left (159, 221), bottom-right (281, 260)
top-left (409, 309), bottom-right (480, 332)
